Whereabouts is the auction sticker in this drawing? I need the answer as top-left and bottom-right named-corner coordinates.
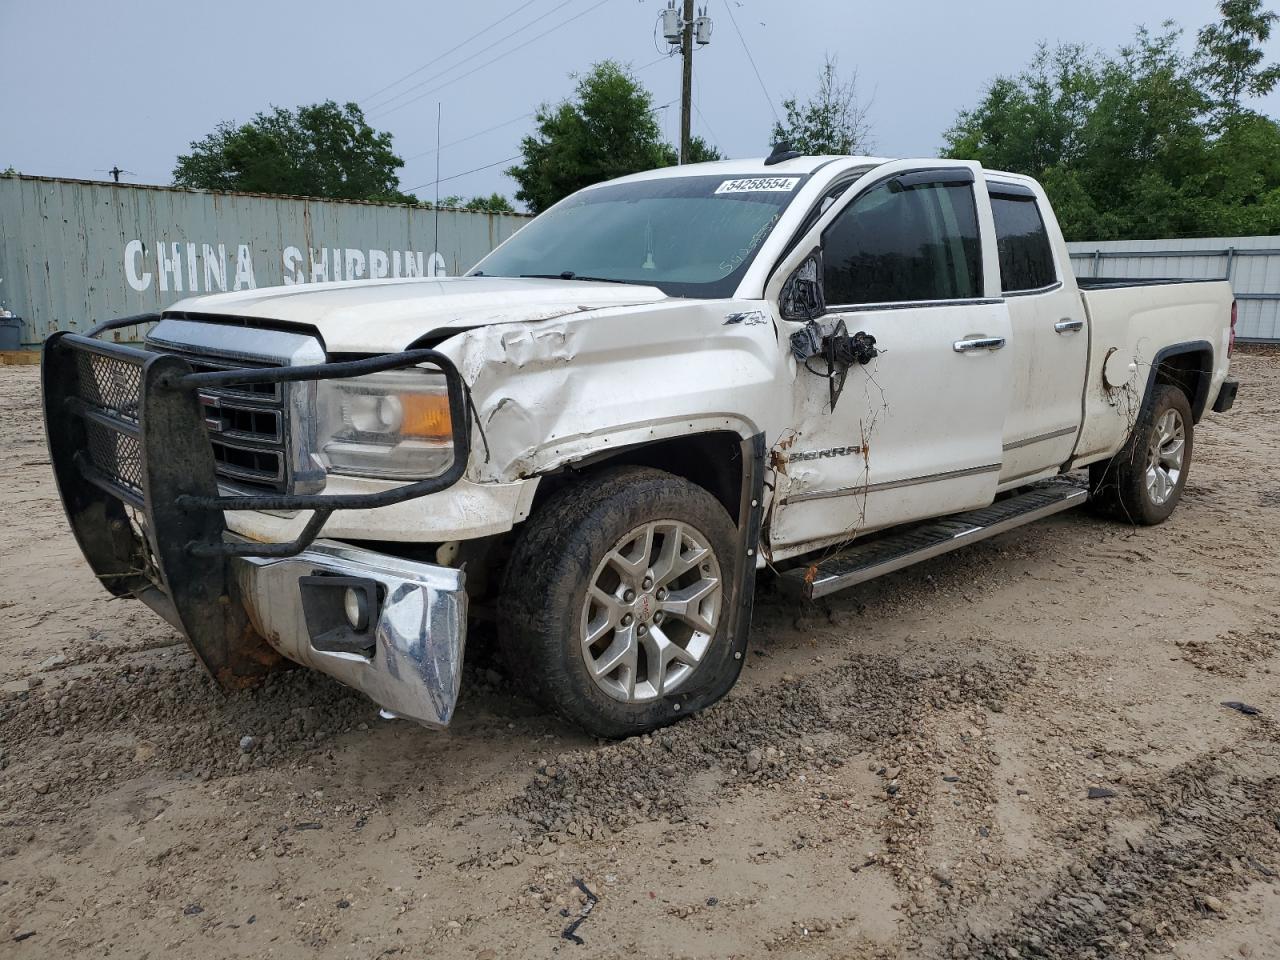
top-left (715, 177), bottom-right (802, 194)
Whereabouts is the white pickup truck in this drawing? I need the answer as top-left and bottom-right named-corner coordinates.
top-left (44, 151), bottom-right (1238, 738)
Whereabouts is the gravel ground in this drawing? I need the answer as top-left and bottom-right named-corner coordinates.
top-left (2, 353), bottom-right (1279, 959)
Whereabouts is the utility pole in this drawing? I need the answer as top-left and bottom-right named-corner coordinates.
top-left (433, 102), bottom-right (442, 262)
top-left (661, 2), bottom-right (712, 164)
top-left (679, 0), bottom-right (694, 164)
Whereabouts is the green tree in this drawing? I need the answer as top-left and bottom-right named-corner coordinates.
top-left (771, 55), bottom-right (873, 155)
top-left (943, 4), bottom-right (1280, 240)
top-left (173, 100), bottom-right (414, 203)
top-left (463, 193), bottom-right (516, 214)
top-left (1196, 0), bottom-right (1280, 114)
top-left (508, 60), bottom-right (719, 214)
top-left (428, 193), bottom-right (517, 213)
top-left (679, 136), bottom-right (724, 164)
top-left (943, 43), bottom-right (1102, 176)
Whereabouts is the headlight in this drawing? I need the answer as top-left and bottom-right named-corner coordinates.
top-left (315, 369), bottom-right (454, 480)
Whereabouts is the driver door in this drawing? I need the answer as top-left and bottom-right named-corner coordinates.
top-left (767, 163), bottom-right (1013, 558)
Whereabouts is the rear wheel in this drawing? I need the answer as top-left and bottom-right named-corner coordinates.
top-left (497, 466), bottom-right (742, 738)
top-left (1089, 384), bottom-right (1193, 525)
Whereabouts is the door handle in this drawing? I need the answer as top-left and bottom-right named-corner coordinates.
top-left (1054, 318), bottom-right (1084, 334)
top-left (953, 336), bottom-right (1006, 353)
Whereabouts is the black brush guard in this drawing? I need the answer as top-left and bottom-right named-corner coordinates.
top-left (42, 321), bottom-right (471, 688)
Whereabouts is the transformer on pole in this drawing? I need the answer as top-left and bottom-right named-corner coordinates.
top-left (661, 1), bottom-right (712, 163)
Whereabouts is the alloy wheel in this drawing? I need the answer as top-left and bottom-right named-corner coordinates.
top-left (1145, 408), bottom-right (1186, 506)
top-left (579, 520), bottom-right (722, 703)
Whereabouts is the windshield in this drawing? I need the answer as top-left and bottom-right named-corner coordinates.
top-left (471, 173), bottom-right (809, 298)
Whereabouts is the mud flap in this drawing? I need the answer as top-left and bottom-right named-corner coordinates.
top-left (659, 432), bottom-right (766, 716)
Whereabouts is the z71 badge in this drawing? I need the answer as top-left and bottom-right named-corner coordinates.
top-left (788, 445), bottom-right (865, 462)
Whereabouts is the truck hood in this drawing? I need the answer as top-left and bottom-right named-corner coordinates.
top-left (165, 276), bottom-right (668, 352)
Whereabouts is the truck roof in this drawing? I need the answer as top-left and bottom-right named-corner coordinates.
top-left (605, 158), bottom-right (1045, 195)
top-left (600, 155), bottom-right (890, 185)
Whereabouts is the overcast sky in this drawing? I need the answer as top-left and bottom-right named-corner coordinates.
top-left (3, 0), bottom-right (1279, 206)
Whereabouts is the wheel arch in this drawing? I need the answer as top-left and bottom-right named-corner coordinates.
top-left (542, 430), bottom-right (748, 520)
top-left (1144, 340), bottom-right (1215, 424)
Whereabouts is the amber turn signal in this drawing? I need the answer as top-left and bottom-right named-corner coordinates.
top-left (397, 392), bottom-right (452, 440)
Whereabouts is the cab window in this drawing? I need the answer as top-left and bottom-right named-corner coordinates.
top-left (821, 177), bottom-right (982, 305)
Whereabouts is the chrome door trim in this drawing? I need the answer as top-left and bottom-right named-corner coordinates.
top-left (1001, 425), bottom-right (1079, 452)
top-left (827, 297), bottom-right (1005, 313)
top-left (1002, 281), bottom-right (1064, 298)
top-left (782, 463), bottom-right (1002, 504)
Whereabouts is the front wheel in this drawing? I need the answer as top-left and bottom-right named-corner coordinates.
top-left (497, 466), bottom-right (742, 738)
top-left (1090, 384), bottom-right (1193, 525)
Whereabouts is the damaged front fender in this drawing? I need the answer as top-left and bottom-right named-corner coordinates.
top-left (451, 299), bottom-right (790, 483)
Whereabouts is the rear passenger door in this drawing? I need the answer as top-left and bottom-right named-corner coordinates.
top-left (987, 179), bottom-right (1088, 485)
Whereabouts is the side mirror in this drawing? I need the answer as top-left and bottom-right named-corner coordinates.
top-left (788, 317), bottom-right (881, 412)
top-left (780, 251), bottom-right (825, 322)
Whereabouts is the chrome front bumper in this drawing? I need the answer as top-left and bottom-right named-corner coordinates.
top-left (233, 541), bottom-right (467, 727)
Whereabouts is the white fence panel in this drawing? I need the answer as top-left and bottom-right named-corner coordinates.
top-left (1067, 236), bottom-right (1280, 342)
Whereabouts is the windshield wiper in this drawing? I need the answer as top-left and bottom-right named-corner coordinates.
top-left (519, 272), bottom-right (641, 285)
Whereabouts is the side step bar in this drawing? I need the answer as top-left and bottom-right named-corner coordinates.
top-left (780, 480), bottom-right (1088, 600)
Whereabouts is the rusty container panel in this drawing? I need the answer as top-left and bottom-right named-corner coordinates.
top-left (0, 175), bottom-right (530, 347)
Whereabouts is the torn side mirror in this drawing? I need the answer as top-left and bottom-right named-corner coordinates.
top-left (780, 251), bottom-right (825, 323)
top-left (789, 317), bottom-right (880, 411)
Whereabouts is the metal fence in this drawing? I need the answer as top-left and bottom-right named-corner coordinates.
top-left (0, 175), bottom-right (531, 348)
top-left (1067, 236), bottom-right (1280, 342)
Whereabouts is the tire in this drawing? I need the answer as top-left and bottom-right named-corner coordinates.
top-left (1089, 384), bottom-right (1194, 525)
top-left (497, 466), bottom-right (742, 738)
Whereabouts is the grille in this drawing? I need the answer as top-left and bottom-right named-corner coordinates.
top-left (178, 352), bottom-right (290, 492)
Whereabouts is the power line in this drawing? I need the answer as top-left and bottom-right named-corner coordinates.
top-left (694, 101), bottom-right (721, 152)
top-left (369, 0), bottom-right (614, 120)
top-left (721, 0), bottom-right (778, 124)
top-left (692, 67), bottom-right (722, 152)
top-left (400, 111), bottom-right (536, 165)
top-left (637, 52), bottom-right (677, 71)
top-left (367, 0), bottom-right (593, 117)
top-left (366, 0), bottom-right (577, 114)
top-left (403, 154), bottom-right (523, 195)
top-left (406, 99), bottom-right (676, 193)
top-left (398, 52), bottom-right (677, 173)
top-left (361, 0), bottom-right (550, 108)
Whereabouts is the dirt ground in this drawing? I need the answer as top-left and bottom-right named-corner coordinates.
top-left (3, 352), bottom-right (1279, 960)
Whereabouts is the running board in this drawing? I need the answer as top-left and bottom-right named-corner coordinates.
top-left (780, 480), bottom-right (1088, 600)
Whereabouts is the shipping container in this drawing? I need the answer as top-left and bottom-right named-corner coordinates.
top-left (0, 174), bottom-right (529, 348)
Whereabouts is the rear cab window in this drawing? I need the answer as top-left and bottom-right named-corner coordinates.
top-left (987, 181), bottom-right (1058, 293)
